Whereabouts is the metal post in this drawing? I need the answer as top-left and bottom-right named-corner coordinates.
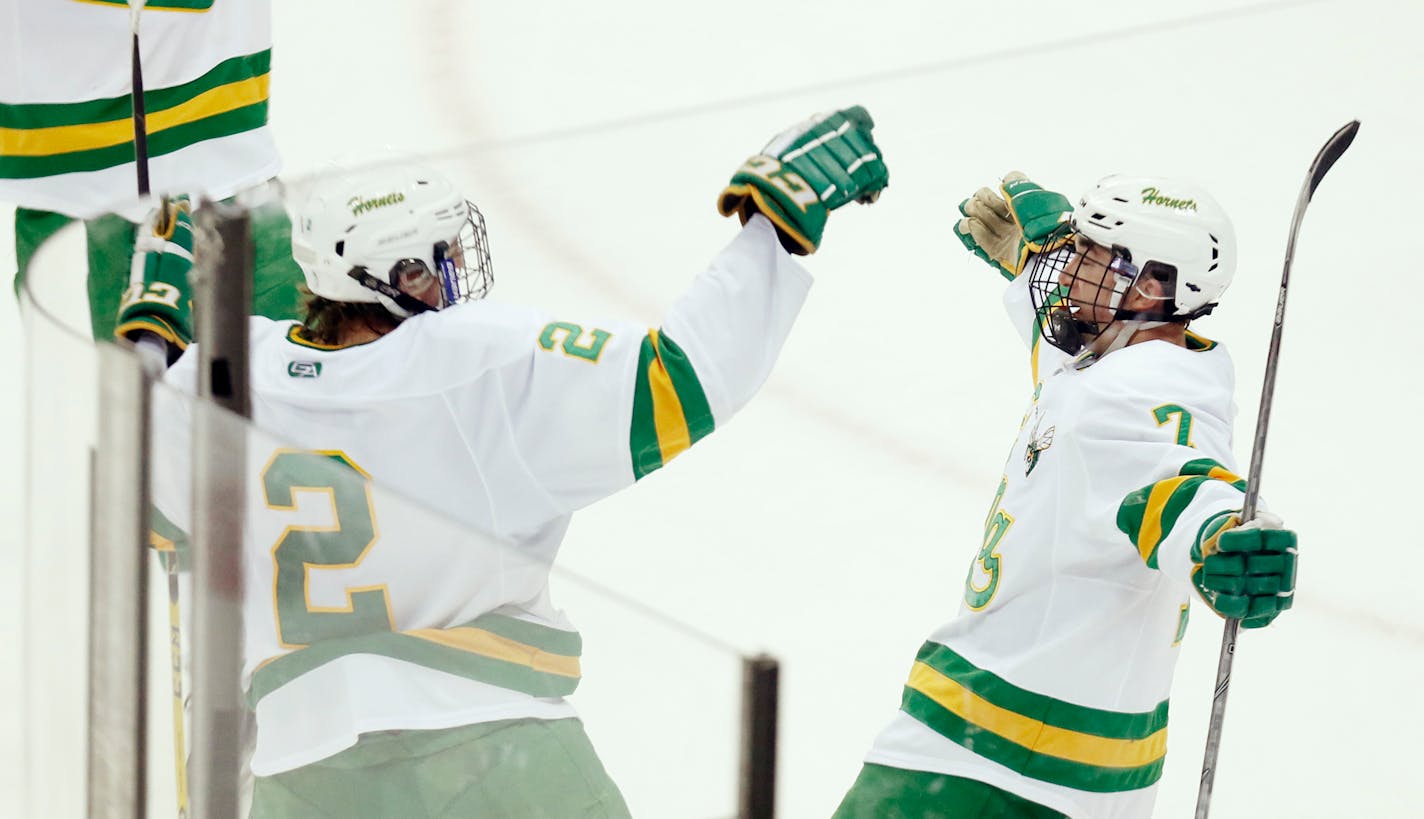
top-left (738, 654), bottom-right (779, 819)
top-left (189, 201), bottom-right (252, 819)
top-left (87, 343), bottom-right (151, 819)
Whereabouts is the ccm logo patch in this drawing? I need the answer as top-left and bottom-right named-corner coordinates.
top-left (288, 361), bottom-right (322, 378)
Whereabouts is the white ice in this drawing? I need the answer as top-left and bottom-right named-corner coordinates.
top-left (3, 1), bottom-right (1422, 817)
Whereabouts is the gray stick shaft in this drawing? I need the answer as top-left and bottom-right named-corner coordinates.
top-left (1194, 176), bottom-right (1308, 819)
top-left (1194, 119), bottom-right (1358, 818)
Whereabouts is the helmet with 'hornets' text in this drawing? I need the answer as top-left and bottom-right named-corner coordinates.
top-left (291, 163), bottom-right (493, 318)
top-left (1073, 174), bottom-right (1236, 319)
top-left (1028, 175), bottom-right (1237, 357)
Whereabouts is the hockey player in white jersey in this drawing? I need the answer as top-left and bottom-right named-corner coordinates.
top-left (833, 174), bottom-right (1297, 819)
top-left (146, 108), bottom-right (888, 817)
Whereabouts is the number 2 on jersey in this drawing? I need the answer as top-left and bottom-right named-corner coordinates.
top-left (964, 477), bottom-right (1013, 610)
top-left (261, 450), bottom-right (393, 648)
top-left (539, 321), bottom-right (611, 362)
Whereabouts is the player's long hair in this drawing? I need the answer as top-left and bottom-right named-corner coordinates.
top-left (297, 285), bottom-right (401, 346)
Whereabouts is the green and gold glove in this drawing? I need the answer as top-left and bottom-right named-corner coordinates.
top-left (1192, 511), bottom-right (1298, 629)
top-left (954, 171), bottom-right (1072, 281)
top-left (718, 106), bottom-right (888, 255)
top-left (116, 195), bottom-right (195, 359)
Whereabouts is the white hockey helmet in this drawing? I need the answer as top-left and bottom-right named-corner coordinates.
top-left (291, 163), bottom-right (493, 317)
top-left (1072, 175), bottom-right (1235, 318)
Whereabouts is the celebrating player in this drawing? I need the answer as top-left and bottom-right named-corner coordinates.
top-left (833, 173), bottom-right (1297, 818)
top-left (146, 108), bottom-right (887, 817)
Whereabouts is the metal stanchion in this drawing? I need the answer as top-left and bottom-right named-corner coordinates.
top-left (738, 653), bottom-right (779, 819)
top-left (87, 342), bottom-right (151, 819)
top-left (188, 201), bottom-right (252, 819)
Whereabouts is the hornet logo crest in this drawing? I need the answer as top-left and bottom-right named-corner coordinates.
top-left (1024, 411), bottom-right (1055, 476)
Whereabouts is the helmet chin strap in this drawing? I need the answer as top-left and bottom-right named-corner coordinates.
top-left (1071, 318), bottom-right (1171, 370)
top-left (348, 268), bottom-right (436, 318)
top-left (1069, 271), bottom-right (1179, 367)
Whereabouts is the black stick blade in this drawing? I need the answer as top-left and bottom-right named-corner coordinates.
top-left (1306, 120), bottom-right (1359, 200)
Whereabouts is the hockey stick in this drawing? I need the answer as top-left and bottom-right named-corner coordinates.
top-left (128, 4), bottom-right (191, 813)
top-left (1193, 119), bottom-right (1359, 819)
top-left (130, 0), bottom-right (151, 196)
top-left (128, 3), bottom-right (191, 814)
top-left (166, 559), bottom-right (190, 819)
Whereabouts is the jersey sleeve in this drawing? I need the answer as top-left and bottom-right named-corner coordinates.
top-left (1073, 347), bottom-right (1250, 595)
top-left (491, 214), bottom-right (811, 513)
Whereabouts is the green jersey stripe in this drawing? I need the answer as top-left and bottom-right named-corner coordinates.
top-left (1178, 458), bottom-right (1246, 490)
top-left (1118, 458), bottom-right (1246, 567)
top-left (629, 329), bottom-right (713, 480)
top-left (914, 642), bottom-right (1169, 739)
top-left (0, 50), bottom-right (270, 179)
top-left (465, 613), bottom-right (582, 656)
top-left (0, 50), bottom-right (270, 131)
top-left (901, 687), bottom-right (1166, 793)
top-left (247, 615), bottom-right (582, 707)
top-left (655, 332), bottom-right (714, 448)
top-left (79, 0), bottom-right (216, 9)
top-left (147, 505), bottom-right (191, 572)
top-left (0, 99), bottom-right (267, 180)
top-left (630, 333), bottom-right (661, 479)
top-left (1184, 331), bottom-right (1218, 351)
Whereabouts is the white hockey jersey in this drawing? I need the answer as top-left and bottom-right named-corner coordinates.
top-left (151, 215), bottom-right (809, 775)
top-left (0, 0), bottom-right (279, 218)
top-left (863, 268), bottom-right (1250, 818)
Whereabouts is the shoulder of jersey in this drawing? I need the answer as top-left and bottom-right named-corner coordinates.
top-left (1080, 336), bottom-right (1234, 410)
top-left (404, 300), bottom-right (554, 362)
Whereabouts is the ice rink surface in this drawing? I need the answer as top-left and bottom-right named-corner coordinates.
top-left (3, 0), bottom-right (1423, 816)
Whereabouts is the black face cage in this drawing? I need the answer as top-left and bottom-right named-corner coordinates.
top-left (1027, 228), bottom-right (1190, 356)
top-left (447, 200), bottom-right (494, 304)
top-left (1027, 230), bottom-right (1105, 356)
top-left (373, 200), bottom-right (494, 314)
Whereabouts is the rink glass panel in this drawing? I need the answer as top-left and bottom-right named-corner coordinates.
top-left (19, 213), bottom-right (745, 819)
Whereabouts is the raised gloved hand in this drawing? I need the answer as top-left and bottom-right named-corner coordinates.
top-left (718, 105), bottom-right (888, 255)
top-left (116, 195), bottom-right (195, 368)
top-left (1192, 511), bottom-right (1298, 629)
top-left (954, 172), bottom-right (1072, 281)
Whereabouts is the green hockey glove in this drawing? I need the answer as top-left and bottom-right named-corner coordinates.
top-left (954, 171), bottom-right (1072, 281)
top-left (1192, 511), bottom-right (1298, 629)
top-left (718, 105), bottom-right (888, 255)
top-left (116, 195), bottom-right (195, 360)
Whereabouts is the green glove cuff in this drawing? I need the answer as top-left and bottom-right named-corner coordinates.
top-left (718, 106), bottom-right (888, 255)
top-left (954, 173), bottom-right (1071, 280)
top-left (718, 159), bottom-right (829, 255)
top-left (1001, 177), bottom-right (1073, 247)
top-left (116, 196), bottom-right (195, 350)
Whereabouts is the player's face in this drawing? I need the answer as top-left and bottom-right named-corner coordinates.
top-left (1060, 236), bottom-right (1128, 329)
top-left (394, 260), bottom-right (445, 309)
top-left (446, 239), bottom-right (466, 271)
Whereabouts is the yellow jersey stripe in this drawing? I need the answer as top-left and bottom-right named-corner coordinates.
top-left (0, 74), bottom-right (269, 157)
top-left (907, 661), bottom-right (1167, 769)
top-left (1134, 475), bottom-right (1195, 561)
top-left (406, 626), bottom-right (581, 679)
top-left (1206, 465), bottom-right (1243, 485)
top-left (646, 331), bottom-right (693, 463)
